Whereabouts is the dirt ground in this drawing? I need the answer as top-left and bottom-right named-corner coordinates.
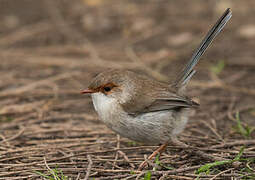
top-left (0, 0), bottom-right (255, 179)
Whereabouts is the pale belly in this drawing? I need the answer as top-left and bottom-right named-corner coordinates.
top-left (91, 93), bottom-right (189, 145)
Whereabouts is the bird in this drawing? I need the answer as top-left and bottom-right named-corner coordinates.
top-left (81, 8), bottom-right (232, 170)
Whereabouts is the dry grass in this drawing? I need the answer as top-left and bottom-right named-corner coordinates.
top-left (0, 0), bottom-right (255, 179)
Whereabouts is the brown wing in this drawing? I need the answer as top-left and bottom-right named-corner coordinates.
top-left (139, 96), bottom-right (199, 114)
top-left (120, 75), bottom-right (199, 116)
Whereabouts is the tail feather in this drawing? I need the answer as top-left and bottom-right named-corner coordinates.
top-left (174, 8), bottom-right (232, 88)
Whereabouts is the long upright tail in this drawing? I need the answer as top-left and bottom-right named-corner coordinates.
top-left (174, 8), bottom-right (232, 89)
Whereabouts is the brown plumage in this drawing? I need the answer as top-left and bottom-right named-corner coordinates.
top-left (88, 69), bottom-right (198, 116)
top-left (82, 9), bottom-right (232, 170)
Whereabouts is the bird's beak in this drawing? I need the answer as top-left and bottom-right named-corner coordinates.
top-left (81, 89), bottom-right (95, 94)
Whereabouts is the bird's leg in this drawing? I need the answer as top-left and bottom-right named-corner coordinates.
top-left (138, 143), bottom-right (168, 170)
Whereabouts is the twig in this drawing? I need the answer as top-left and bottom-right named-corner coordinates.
top-left (190, 149), bottom-right (229, 162)
top-left (84, 155), bottom-right (93, 180)
top-left (212, 140), bottom-right (255, 148)
top-left (160, 174), bottom-right (193, 180)
top-left (0, 133), bottom-right (10, 147)
top-left (157, 165), bottom-right (201, 175)
top-left (44, 157), bottom-right (57, 180)
top-left (126, 165), bottom-right (201, 179)
top-left (100, 174), bottom-right (131, 180)
top-left (210, 168), bottom-right (234, 180)
top-left (112, 135), bottom-right (120, 169)
top-left (0, 127), bottom-right (25, 143)
top-left (76, 173), bottom-right (81, 180)
top-left (135, 171), bottom-right (146, 180)
top-left (201, 120), bottom-right (224, 141)
top-left (118, 150), bottom-right (135, 169)
top-left (171, 138), bottom-right (228, 162)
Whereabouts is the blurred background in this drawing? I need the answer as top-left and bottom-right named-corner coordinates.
top-left (1, 0), bottom-right (255, 89)
top-left (0, 0), bottom-right (255, 179)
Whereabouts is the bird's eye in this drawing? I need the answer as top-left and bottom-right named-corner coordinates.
top-left (103, 86), bottom-right (111, 92)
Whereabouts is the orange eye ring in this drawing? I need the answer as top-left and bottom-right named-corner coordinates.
top-left (100, 83), bottom-right (118, 94)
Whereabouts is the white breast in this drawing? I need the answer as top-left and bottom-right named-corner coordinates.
top-left (90, 92), bottom-right (189, 145)
top-left (91, 93), bottom-right (122, 124)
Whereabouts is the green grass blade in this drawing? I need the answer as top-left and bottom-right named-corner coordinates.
top-left (197, 160), bottom-right (230, 174)
top-left (197, 146), bottom-right (244, 174)
top-left (144, 171), bottom-right (151, 180)
top-left (236, 112), bottom-right (248, 137)
top-left (34, 171), bottom-right (52, 179)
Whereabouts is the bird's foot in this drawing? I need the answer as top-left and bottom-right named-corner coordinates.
top-left (138, 143), bottom-right (168, 170)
